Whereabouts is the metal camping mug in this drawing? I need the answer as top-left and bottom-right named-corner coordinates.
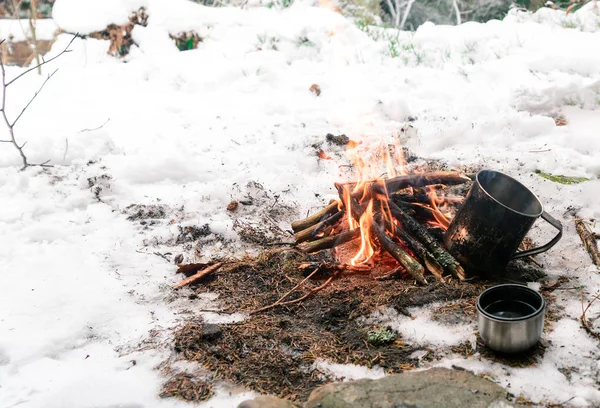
top-left (477, 284), bottom-right (545, 353)
top-left (444, 170), bottom-right (563, 278)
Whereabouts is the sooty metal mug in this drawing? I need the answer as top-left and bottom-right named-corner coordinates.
top-left (444, 170), bottom-right (562, 278)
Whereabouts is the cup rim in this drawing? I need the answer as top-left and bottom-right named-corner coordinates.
top-left (476, 170), bottom-right (544, 218)
top-left (477, 284), bottom-right (545, 322)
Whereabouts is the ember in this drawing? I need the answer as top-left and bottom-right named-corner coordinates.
top-left (292, 141), bottom-right (471, 285)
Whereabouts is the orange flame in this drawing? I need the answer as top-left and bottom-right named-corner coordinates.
top-left (427, 186), bottom-right (450, 230)
top-left (341, 137), bottom-right (412, 265)
top-left (350, 200), bottom-right (375, 265)
top-left (344, 187), bottom-right (358, 230)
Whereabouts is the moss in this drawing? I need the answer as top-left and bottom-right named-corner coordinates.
top-left (367, 327), bottom-right (395, 345)
top-left (535, 170), bottom-right (589, 185)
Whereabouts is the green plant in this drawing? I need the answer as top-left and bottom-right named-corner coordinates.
top-left (535, 170), bottom-right (589, 184)
top-left (367, 327), bottom-right (395, 345)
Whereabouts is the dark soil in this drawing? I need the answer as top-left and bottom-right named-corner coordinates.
top-left (168, 248), bottom-right (551, 401)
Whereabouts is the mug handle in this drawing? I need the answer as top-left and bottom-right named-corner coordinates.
top-left (512, 211), bottom-right (563, 259)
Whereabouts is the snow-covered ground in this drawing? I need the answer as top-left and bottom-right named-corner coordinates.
top-left (1, 0), bottom-right (600, 406)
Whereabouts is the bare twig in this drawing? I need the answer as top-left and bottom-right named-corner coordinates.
top-left (250, 267), bottom-right (320, 314)
top-left (5, 34), bottom-right (77, 87)
top-left (250, 270), bottom-right (336, 315)
top-left (580, 291), bottom-right (600, 340)
top-left (173, 262), bottom-right (224, 289)
top-left (0, 34), bottom-right (77, 170)
top-left (78, 118), bottom-right (110, 133)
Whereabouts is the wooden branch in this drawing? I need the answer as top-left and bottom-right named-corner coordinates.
top-left (335, 183), bottom-right (428, 284)
top-left (388, 200), bottom-right (466, 280)
top-left (173, 262), bottom-right (224, 289)
top-left (176, 262), bottom-right (208, 277)
top-left (391, 196), bottom-right (439, 222)
top-left (385, 171), bottom-right (471, 194)
top-left (297, 229), bottom-right (360, 253)
top-left (294, 172), bottom-right (470, 234)
top-left (293, 211), bottom-right (343, 243)
top-left (373, 218), bottom-right (427, 285)
top-left (334, 182), bottom-right (363, 221)
top-left (575, 219), bottom-right (600, 266)
top-left (393, 192), bottom-right (463, 205)
top-left (384, 215), bottom-right (444, 280)
top-left (291, 201), bottom-right (338, 232)
top-left (298, 261), bottom-right (370, 275)
top-left (581, 292), bottom-right (600, 340)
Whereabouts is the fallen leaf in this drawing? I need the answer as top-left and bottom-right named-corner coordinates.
top-left (317, 150), bottom-right (332, 160)
top-left (309, 84), bottom-right (321, 96)
top-left (227, 200), bottom-right (239, 212)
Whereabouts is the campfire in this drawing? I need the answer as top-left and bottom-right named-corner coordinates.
top-left (291, 141), bottom-right (471, 285)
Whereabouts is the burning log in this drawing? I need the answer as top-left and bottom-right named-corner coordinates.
top-left (291, 170), bottom-right (471, 283)
top-left (372, 217), bottom-right (428, 285)
top-left (385, 220), bottom-right (444, 280)
top-left (336, 183), bottom-right (428, 285)
top-left (387, 201), bottom-right (466, 280)
top-left (293, 211), bottom-right (343, 243)
top-left (292, 172), bottom-right (470, 233)
top-left (297, 229), bottom-right (360, 253)
top-left (385, 171), bottom-right (472, 193)
top-left (393, 192), bottom-right (463, 206)
top-left (575, 218), bottom-right (600, 267)
top-left (291, 201), bottom-right (338, 233)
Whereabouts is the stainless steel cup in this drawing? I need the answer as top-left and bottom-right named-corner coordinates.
top-left (477, 284), bottom-right (545, 353)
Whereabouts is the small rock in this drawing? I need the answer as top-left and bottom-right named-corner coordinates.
top-left (201, 324), bottom-right (222, 341)
top-left (174, 254), bottom-right (184, 265)
top-left (238, 396), bottom-right (300, 408)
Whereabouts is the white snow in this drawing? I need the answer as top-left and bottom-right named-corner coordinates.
top-left (1, 0), bottom-right (600, 406)
top-left (311, 359), bottom-right (387, 381)
top-left (363, 306), bottom-right (476, 347)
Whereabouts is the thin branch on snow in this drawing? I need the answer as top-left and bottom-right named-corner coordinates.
top-left (5, 35), bottom-right (77, 87)
top-left (0, 34), bottom-right (78, 170)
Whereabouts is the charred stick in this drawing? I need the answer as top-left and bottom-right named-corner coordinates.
top-left (340, 172), bottom-right (470, 198)
top-left (297, 229), bottom-right (360, 253)
top-left (385, 171), bottom-right (471, 194)
top-left (336, 183), bottom-right (427, 283)
top-left (334, 182), bottom-right (364, 221)
top-left (293, 211), bottom-right (343, 243)
top-left (291, 201), bottom-right (338, 232)
top-left (383, 214), bottom-right (444, 279)
top-left (391, 196), bottom-right (438, 221)
top-left (575, 219), bottom-right (600, 267)
top-left (372, 218), bottom-right (427, 285)
top-left (393, 192), bottom-right (464, 205)
top-left (388, 200), bottom-right (466, 280)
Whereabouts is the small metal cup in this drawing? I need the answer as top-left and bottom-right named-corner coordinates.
top-left (477, 284), bottom-right (545, 354)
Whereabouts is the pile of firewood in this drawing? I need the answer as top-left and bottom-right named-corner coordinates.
top-left (291, 172), bottom-right (473, 285)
